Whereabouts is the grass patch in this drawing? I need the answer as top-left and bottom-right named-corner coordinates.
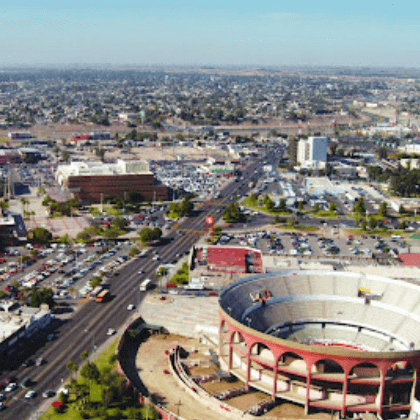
top-left (103, 206), bottom-right (123, 216)
top-left (346, 228), bottom-right (390, 235)
top-left (242, 200), bottom-right (291, 216)
top-left (277, 225), bottom-right (318, 231)
top-left (89, 207), bottom-right (101, 216)
top-left (312, 210), bottom-right (337, 218)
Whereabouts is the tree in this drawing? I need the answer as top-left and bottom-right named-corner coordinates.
top-left (222, 202), bottom-right (246, 223)
top-left (28, 227), bottom-right (52, 245)
top-left (29, 287), bottom-right (54, 308)
top-left (262, 195), bottom-right (275, 211)
top-left (179, 198), bottom-right (194, 216)
top-left (62, 150), bottom-right (70, 163)
top-left (379, 202), bottom-right (388, 218)
top-left (313, 203), bottom-right (320, 213)
top-left (80, 350), bottom-right (89, 362)
top-left (368, 216), bottom-right (377, 230)
top-left (329, 201), bottom-right (338, 212)
top-left (138, 227), bottom-right (162, 245)
top-left (80, 361), bottom-right (100, 402)
top-left (156, 266), bottom-right (169, 278)
top-left (399, 204), bottom-right (407, 215)
top-left (399, 220), bottom-right (408, 230)
top-left (353, 198), bottom-right (366, 215)
top-left (66, 360), bottom-right (78, 379)
top-left (278, 198), bottom-right (287, 212)
top-left (129, 246), bottom-right (140, 257)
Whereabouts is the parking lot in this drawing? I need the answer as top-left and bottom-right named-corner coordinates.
top-left (0, 240), bottom-right (133, 305)
top-left (218, 229), bottom-right (410, 259)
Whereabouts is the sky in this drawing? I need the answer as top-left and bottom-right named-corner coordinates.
top-left (1, 0), bottom-right (419, 68)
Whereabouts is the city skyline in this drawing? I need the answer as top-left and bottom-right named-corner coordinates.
top-left (1, 1), bottom-right (419, 68)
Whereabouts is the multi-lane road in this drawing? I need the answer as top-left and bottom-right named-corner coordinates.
top-left (0, 155), bottom-right (266, 420)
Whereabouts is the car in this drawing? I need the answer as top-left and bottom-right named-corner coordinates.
top-left (127, 304), bottom-right (135, 310)
top-left (42, 389), bottom-right (55, 398)
top-left (0, 394), bottom-right (5, 402)
top-left (138, 269), bottom-right (144, 274)
top-left (22, 359), bottom-right (34, 367)
top-left (21, 377), bottom-right (31, 388)
top-left (107, 328), bottom-right (116, 336)
top-left (36, 357), bottom-right (44, 366)
top-left (4, 383), bottom-right (17, 393)
top-left (24, 390), bottom-right (36, 399)
top-left (0, 402), bottom-right (5, 411)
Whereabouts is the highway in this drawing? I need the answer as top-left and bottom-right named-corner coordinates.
top-left (0, 154), bottom-right (268, 420)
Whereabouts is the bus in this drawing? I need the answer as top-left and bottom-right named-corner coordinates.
top-left (96, 289), bottom-right (110, 302)
top-left (140, 278), bottom-right (152, 292)
top-left (89, 286), bottom-right (104, 300)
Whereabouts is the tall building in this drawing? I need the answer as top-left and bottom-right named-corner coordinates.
top-left (297, 136), bottom-right (328, 168)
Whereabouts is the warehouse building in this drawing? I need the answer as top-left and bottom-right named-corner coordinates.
top-left (56, 159), bottom-right (168, 204)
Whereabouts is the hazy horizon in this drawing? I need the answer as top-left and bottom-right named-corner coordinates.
top-left (1, 1), bottom-right (419, 68)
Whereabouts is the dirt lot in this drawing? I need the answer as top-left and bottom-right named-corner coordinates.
top-left (264, 402), bottom-right (332, 419)
top-left (135, 333), bottom-right (335, 420)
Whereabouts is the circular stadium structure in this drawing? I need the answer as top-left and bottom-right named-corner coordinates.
top-left (218, 270), bottom-right (420, 417)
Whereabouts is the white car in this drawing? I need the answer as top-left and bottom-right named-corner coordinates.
top-left (4, 383), bottom-right (17, 393)
top-left (127, 304), bottom-right (135, 311)
top-left (25, 390), bottom-right (36, 399)
top-left (107, 328), bottom-right (116, 336)
top-left (138, 269), bottom-right (144, 274)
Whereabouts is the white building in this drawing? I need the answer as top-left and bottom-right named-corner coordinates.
top-left (297, 136), bottom-right (328, 168)
top-left (0, 302), bottom-right (53, 360)
top-left (55, 159), bottom-right (151, 186)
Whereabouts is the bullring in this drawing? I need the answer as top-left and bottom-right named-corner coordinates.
top-left (218, 270), bottom-right (420, 417)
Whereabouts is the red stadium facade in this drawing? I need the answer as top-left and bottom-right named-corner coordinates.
top-left (218, 271), bottom-right (420, 417)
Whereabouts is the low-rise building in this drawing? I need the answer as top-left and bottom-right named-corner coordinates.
top-left (0, 214), bottom-right (15, 247)
top-left (0, 302), bottom-right (53, 364)
top-left (56, 159), bottom-right (168, 204)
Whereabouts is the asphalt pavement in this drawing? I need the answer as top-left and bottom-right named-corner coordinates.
top-left (0, 155), bottom-right (265, 420)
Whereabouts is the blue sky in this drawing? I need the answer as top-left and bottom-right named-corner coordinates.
top-left (1, 1), bottom-right (419, 67)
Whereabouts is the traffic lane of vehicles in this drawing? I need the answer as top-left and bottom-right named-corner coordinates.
top-left (0, 155), bottom-right (263, 418)
top-left (0, 259), bottom-right (157, 419)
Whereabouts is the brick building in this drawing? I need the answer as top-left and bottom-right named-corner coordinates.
top-left (56, 159), bottom-right (168, 205)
